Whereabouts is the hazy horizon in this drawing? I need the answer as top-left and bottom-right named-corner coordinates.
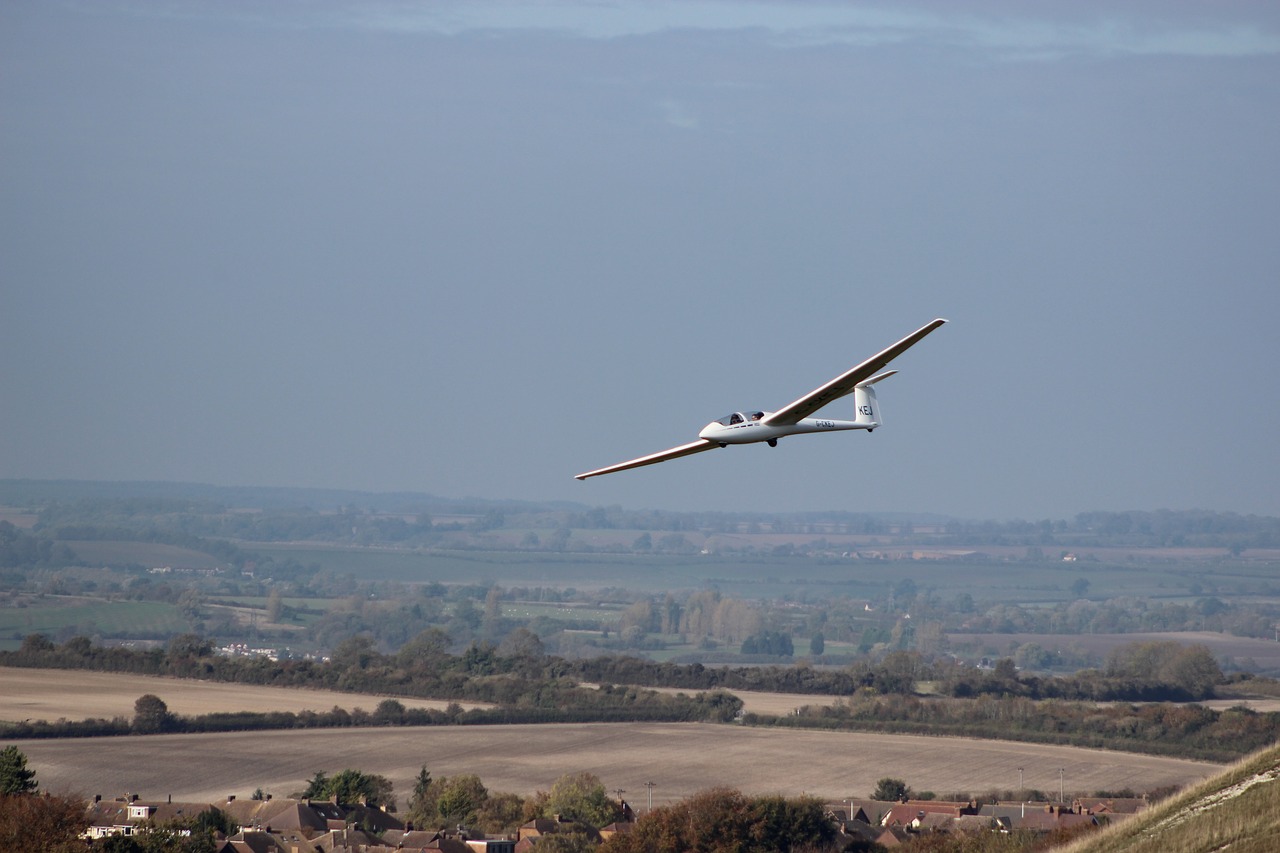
top-left (3, 1), bottom-right (1278, 520)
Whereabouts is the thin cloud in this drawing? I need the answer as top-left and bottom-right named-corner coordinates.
top-left (315, 1), bottom-right (1280, 60)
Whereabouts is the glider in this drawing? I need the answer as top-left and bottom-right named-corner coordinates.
top-left (575, 318), bottom-right (947, 481)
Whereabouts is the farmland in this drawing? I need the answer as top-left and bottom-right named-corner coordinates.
top-left (17, 723), bottom-right (1219, 809)
top-left (0, 667), bottom-right (1227, 808)
top-left (948, 631), bottom-right (1280, 673)
top-left (0, 598), bottom-right (187, 642)
top-left (0, 667), bottom-right (491, 723)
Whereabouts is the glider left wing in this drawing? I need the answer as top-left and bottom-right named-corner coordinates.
top-left (763, 318), bottom-right (947, 426)
top-left (574, 439), bottom-right (718, 481)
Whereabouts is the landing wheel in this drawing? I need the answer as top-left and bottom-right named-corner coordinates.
top-left (767, 439), bottom-right (778, 447)
top-left (718, 442), bottom-right (728, 448)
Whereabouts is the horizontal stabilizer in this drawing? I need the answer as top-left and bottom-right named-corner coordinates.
top-left (858, 370), bottom-right (897, 387)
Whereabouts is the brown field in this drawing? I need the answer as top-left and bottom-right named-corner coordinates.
top-left (4, 669), bottom-right (1220, 808)
top-left (582, 683), bottom-right (827, 716)
top-left (15, 724), bottom-right (1220, 809)
top-left (0, 667), bottom-right (491, 722)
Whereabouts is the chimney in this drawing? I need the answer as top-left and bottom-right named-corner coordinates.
top-left (167, 795), bottom-right (171, 804)
top-left (227, 795), bottom-right (235, 802)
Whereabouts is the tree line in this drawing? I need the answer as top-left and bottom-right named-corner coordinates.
top-left (748, 691), bottom-right (1280, 762)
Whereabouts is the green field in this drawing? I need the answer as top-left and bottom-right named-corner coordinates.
top-left (0, 598), bottom-right (188, 649)
top-left (245, 543), bottom-right (1234, 605)
top-left (64, 540), bottom-right (224, 569)
top-left (500, 601), bottom-right (625, 622)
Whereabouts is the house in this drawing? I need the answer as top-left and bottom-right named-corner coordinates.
top-left (597, 821), bottom-right (633, 842)
top-left (84, 794), bottom-right (220, 842)
top-left (369, 829), bottom-right (515, 853)
top-left (216, 829), bottom-right (300, 853)
top-left (221, 796), bottom-right (404, 839)
top-left (1076, 796), bottom-right (1149, 816)
top-left (879, 799), bottom-right (980, 827)
top-left (514, 815), bottom-right (601, 851)
top-left (1016, 806), bottom-right (1099, 833)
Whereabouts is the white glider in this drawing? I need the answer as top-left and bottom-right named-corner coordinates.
top-left (575, 318), bottom-right (947, 481)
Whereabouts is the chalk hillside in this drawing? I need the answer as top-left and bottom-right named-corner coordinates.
top-left (1056, 741), bottom-right (1280, 853)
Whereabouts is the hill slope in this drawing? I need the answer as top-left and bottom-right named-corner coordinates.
top-left (1058, 741), bottom-right (1280, 853)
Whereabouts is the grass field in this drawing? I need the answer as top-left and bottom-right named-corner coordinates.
top-left (63, 540), bottom-right (225, 569)
top-left (948, 631), bottom-right (1280, 672)
top-left (0, 598), bottom-right (187, 647)
top-left (5, 668), bottom-right (1222, 808)
top-left (244, 542), bottom-right (1267, 605)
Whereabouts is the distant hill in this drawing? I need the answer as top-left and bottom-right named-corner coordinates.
top-left (0, 479), bottom-right (583, 513)
top-left (1059, 741), bottom-right (1280, 852)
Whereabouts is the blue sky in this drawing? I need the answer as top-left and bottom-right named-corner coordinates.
top-left (2, 1), bottom-right (1278, 519)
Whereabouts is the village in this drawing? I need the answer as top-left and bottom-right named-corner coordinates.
top-left (75, 787), bottom-right (1146, 852)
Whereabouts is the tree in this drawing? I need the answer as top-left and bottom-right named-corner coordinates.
top-left (0, 746), bottom-right (37, 794)
top-left (600, 788), bottom-right (832, 853)
top-left (266, 587), bottom-right (284, 622)
top-left (397, 627), bottom-right (451, 667)
top-left (436, 774), bottom-right (489, 826)
top-left (872, 777), bottom-right (910, 801)
top-left (407, 765), bottom-right (433, 824)
top-left (544, 772), bottom-right (616, 829)
top-left (498, 626), bottom-right (544, 660)
top-left (133, 694), bottom-right (175, 733)
top-left (535, 828), bottom-right (599, 853)
top-left (808, 632), bottom-right (825, 657)
top-left (310, 768), bottom-right (396, 809)
top-left (1163, 645), bottom-right (1223, 700)
top-left (301, 771), bottom-right (329, 799)
top-left (19, 633), bottom-right (55, 655)
top-left (0, 790), bottom-right (88, 853)
top-left (373, 698), bottom-right (406, 725)
top-left (474, 791), bottom-right (526, 836)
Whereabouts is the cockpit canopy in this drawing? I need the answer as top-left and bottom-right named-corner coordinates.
top-left (712, 411), bottom-right (766, 426)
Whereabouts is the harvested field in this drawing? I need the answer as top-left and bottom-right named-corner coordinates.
top-left (16, 724), bottom-right (1220, 809)
top-left (3, 667), bottom-right (1225, 808)
top-left (0, 667), bottom-right (491, 722)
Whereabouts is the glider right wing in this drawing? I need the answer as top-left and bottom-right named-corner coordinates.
top-left (763, 318), bottom-right (948, 426)
top-left (574, 439), bottom-right (719, 481)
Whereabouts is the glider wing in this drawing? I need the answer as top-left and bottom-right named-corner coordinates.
top-left (575, 439), bottom-right (719, 480)
top-left (763, 318), bottom-right (947, 426)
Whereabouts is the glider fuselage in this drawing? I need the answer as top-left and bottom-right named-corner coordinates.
top-left (698, 413), bottom-right (869, 446)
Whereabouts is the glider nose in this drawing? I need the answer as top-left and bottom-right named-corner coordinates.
top-left (698, 422), bottom-right (720, 441)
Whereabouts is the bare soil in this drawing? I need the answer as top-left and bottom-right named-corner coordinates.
top-left (15, 724), bottom-right (1219, 809)
top-left (0, 667), bottom-right (490, 721)
top-left (5, 667), bottom-right (1219, 808)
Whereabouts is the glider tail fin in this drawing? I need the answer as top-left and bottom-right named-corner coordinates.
top-left (854, 370), bottom-right (896, 429)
